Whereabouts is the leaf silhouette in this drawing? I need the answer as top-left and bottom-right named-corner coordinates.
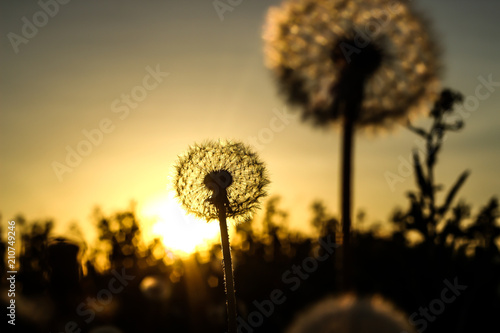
top-left (413, 150), bottom-right (430, 198)
top-left (438, 170), bottom-right (470, 216)
top-left (408, 125), bottom-right (428, 138)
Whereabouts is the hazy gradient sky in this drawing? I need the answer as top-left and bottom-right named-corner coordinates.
top-left (1, 0), bottom-right (499, 241)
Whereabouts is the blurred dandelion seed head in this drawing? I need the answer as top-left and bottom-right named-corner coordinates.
top-left (286, 293), bottom-right (416, 333)
top-left (173, 140), bottom-right (270, 223)
top-left (263, 0), bottom-right (441, 131)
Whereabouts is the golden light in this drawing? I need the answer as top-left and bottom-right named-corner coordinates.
top-left (139, 192), bottom-right (220, 258)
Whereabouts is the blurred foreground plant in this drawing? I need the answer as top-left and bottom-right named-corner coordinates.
top-left (286, 293), bottom-right (415, 333)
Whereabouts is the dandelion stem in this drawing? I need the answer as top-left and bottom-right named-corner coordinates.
top-left (217, 202), bottom-right (238, 333)
top-left (339, 87), bottom-right (362, 290)
top-left (340, 104), bottom-right (354, 291)
top-left (341, 111), bottom-right (354, 250)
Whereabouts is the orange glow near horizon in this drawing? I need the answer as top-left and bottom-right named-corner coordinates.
top-left (140, 192), bottom-right (221, 258)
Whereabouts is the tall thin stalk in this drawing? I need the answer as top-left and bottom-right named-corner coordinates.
top-left (340, 107), bottom-right (355, 290)
top-left (217, 201), bottom-right (237, 333)
top-left (336, 70), bottom-right (363, 291)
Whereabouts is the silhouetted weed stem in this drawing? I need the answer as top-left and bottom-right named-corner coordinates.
top-left (402, 89), bottom-right (468, 246)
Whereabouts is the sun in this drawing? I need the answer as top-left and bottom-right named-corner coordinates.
top-left (139, 192), bottom-right (220, 257)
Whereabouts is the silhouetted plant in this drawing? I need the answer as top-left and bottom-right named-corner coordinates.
top-left (393, 89), bottom-right (467, 246)
top-left (393, 88), bottom-right (500, 258)
top-left (96, 210), bottom-right (142, 270)
top-left (46, 237), bottom-right (82, 311)
top-left (92, 207), bottom-right (169, 275)
top-left (260, 196), bottom-right (293, 262)
top-left (8, 199), bottom-right (499, 332)
top-left (310, 200), bottom-right (339, 238)
top-left (263, 195), bottom-right (289, 235)
top-left (465, 198), bottom-right (500, 255)
top-left (18, 218), bottom-right (53, 295)
top-left (263, 0), bottom-right (440, 265)
top-left (173, 140), bottom-right (269, 333)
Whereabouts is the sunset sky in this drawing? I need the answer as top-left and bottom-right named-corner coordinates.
top-left (1, 0), bottom-right (499, 250)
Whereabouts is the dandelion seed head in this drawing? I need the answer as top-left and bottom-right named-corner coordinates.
top-left (173, 140), bottom-right (270, 223)
top-left (286, 294), bottom-right (415, 333)
top-left (263, 0), bottom-right (441, 131)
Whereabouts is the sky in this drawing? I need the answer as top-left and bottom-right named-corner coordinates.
top-left (1, 0), bottom-right (499, 249)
